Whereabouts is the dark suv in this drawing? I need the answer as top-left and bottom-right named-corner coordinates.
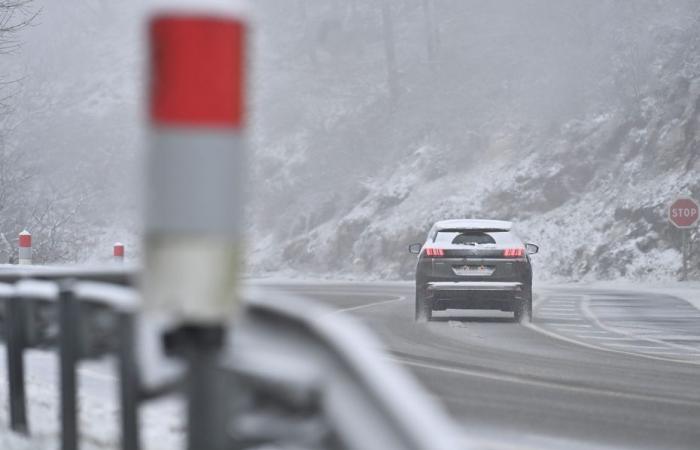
top-left (408, 219), bottom-right (538, 323)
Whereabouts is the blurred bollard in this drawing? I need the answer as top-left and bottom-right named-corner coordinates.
top-left (18, 230), bottom-right (31, 265)
top-left (144, 5), bottom-right (247, 326)
top-left (145, 3), bottom-right (248, 450)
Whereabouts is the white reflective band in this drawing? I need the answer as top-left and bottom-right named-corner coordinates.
top-left (18, 247), bottom-right (31, 265)
top-left (144, 235), bottom-right (242, 323)
top-left (146, 129), bottom-right (246, 235)
top-left (148, 0), bottom-right (250, 18)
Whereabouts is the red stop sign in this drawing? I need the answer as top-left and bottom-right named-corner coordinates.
top-left (669, 198), bottom-right (699, 229)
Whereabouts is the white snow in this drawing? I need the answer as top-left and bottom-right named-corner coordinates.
top-left (73, 282), bottom-right (140, 313)
top-left (14, 280), bottom-right (58, 301)
top-left (0, 347), bottom-right (185, 450)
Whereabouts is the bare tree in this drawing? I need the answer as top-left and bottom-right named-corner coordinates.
top-left (298, 0), bottom-right (318, 68)
top-left (0, 1), bottom-right (37, 53)
top-left (380, 0), bottom-right (399, 105)
top-left (421, 0), bottom-right (438, 65)
top-left (0, 0), bottom-right (37, 113)
top-left (0, 0), bottom-right (39, 263)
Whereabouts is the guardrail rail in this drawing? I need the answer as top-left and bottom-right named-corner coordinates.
top-left (0, 266), bottom-right (464, 450)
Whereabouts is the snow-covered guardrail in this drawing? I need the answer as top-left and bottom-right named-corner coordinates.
top-left (0, 267), bottom-right (464, 450)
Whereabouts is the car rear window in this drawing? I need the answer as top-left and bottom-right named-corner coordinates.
top-left (434, 230), bottom-right (519, 246)
top-left (450, 232), bottom-right (495, 245)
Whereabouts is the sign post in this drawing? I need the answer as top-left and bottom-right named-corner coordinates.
top-left (669, 197), bottom-right (699, 281)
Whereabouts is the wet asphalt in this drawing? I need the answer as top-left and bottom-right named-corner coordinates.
top-left (276, 282), bottom-right (700, 450)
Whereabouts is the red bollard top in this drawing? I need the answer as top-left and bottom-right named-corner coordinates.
top-left (149, 15), bottom-right (246, 129)
top-left (19, 230), bottom-right (31, 248)
top-left (114, 242), bottom-right (125, 258)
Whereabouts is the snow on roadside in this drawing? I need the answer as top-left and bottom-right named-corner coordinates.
top-left (0, 348), bottom-right (184, 450)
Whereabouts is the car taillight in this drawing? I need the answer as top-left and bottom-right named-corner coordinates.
top-left (503, 248), bottom-right (525, 257)
top-left (424, 248), bottom-right (444, 257)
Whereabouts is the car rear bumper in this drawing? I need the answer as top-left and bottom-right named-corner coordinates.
top-left (427, 281), bottom-right (523, 292)
top-left (424, 282), bottom-right (524, 311)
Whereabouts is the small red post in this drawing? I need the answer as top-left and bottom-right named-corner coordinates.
top-left (113, 242), bottom-right (125, 263)
top-left (18, 230), bottom-right (32, 265)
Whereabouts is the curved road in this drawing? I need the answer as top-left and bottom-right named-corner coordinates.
top-left (272, 282), bottom-right (700, 450)
top-left (5, 281), bottom-right (700, 449)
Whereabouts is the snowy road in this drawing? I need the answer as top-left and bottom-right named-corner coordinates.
top-left (3, 282), bottom-right (700, 449)
top-left (277, 282), bottom-right (700, 450)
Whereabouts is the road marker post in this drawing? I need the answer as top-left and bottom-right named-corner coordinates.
top-left (669, 197), bottom-right (699, 281)
top-left (113, 242), bottom-right (125, 263)
top-left (18, 231), bottom-right (31, 265)
top-left (145, 4), bottom-right (248, 450)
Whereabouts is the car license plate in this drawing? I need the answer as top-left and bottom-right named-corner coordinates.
top-left (453, 265), bottom-right (495, 276)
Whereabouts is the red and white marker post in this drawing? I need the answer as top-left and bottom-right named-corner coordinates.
top-left (145, 5), bottom-right (247, 323)
top-left (144, 4), bottom-right (248, 449)
top-left (669, 197), bottom-right (699, 281)
top-left (18, 230), bottom-right (32, 265)
top-left (113, 242), bottom-right (125, 263)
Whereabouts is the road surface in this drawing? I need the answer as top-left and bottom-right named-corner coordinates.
top-left (4, 282), bottom-right (700, 449)
top-left (274, 282), bottom-right (700, 450)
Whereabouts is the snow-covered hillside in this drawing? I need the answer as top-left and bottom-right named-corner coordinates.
top-left (249, 1), bottom-right (700, 282)
top-left (1, 1), bottom-right (698, 280)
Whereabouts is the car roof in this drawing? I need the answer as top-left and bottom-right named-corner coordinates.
top-left (433, 219), bottom-right (513, 232)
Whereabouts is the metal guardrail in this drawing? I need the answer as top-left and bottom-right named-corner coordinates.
top-left (0, 266), bottom-right (464, 450)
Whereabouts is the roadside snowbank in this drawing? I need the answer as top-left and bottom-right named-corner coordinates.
top-left (0, 349), bottom-right (184, 450)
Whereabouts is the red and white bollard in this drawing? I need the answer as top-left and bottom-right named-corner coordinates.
top-left (113, 242), bottom-right (125, 263)
top-left (144, 4), bottom-right (248, 324)
top-left (144, 5), bottom-right (249, 450)
top-left (18, 230), bottom-right (31, 265)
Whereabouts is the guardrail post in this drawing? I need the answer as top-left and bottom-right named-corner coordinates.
top-left (6, 294), bottom-right (28, 433)
top-left (164, 326), bottom-right (226, 450)
top-left (117, 311), bottom-right (140, 450)
top-left (59, 282), bottom-right (78, 450)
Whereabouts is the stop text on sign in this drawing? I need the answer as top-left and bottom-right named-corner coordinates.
top-left (669, 197), bottom-right (699, 229)
top-left (672, 208), bottom-right (697, 218)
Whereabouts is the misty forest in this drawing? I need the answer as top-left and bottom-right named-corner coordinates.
top-left (0, 0), bottom-right (698, 281)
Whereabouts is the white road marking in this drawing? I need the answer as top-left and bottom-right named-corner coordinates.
top-left (388, 357), bottom-right (700, 407)
top-left (525, 322), bottom-right (700, 366)
top-left (639, 349), bottom-right (700, 356)
top-left (581, 295), bottom-right (700, 353)
top-left (540, 312), bottom-right (579, 317)
top-left (331, 295), bottom-right (405, 314)
top-left (605, 343), bottom-right (669, 349)
top-left (583, 336), bottom-right (637, 341)
top-left (633, 335), bottom-right (700, 341)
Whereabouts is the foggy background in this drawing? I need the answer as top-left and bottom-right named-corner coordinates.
top-left (1, 0), bottom-right (698, 281)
